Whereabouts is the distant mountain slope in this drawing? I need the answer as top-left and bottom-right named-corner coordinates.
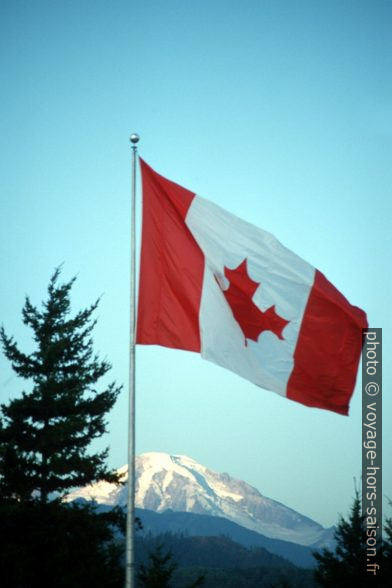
top-left (135, 507), bottom-right (319, 568)
top-left (66, 451), bottom-right (334, 547)
top-left (139, 533), bottom-right (294, 569)
top-left (137, 533), bottom-right (316, 588)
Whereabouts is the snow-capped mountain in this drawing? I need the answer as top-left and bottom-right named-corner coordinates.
top-left (66, 452), bottom-right (333, 547)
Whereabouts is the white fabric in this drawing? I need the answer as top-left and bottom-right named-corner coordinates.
top-left (185, 195), bottom-right (316, 397)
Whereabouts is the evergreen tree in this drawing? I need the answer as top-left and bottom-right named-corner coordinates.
top-left (138, 544), bottom-right (205, 588)
top-left (313, 491), bottom-right (374, 586)
top-left (138, 545), bottom-right (177, 588)
top-left (0, 268), bottom-right (122, 502)
top-left (382, 503), bottom-right (392, 579)
top-left (0, 498), bottom-right (125, 588)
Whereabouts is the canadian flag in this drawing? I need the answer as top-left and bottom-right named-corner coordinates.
top-left (136, 159), bottom-right (367, 415)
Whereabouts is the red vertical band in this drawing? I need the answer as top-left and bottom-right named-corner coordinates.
top-left (287, 270), bottom-right (368, 415)
top-left (136, 159), bottom-right (204, 352)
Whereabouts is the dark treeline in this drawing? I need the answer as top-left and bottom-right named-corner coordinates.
top-left (137, 532), bottom-right (315, 588)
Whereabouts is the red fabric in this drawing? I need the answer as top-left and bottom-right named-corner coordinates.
top-left (287, 270), bottom-right (367, 415)
top-left (136, 159), bottom-right (204, 352)
top-left (136, 160), bottom-right (367, 416)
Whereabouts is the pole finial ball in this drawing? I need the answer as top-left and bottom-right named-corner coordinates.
top-left (130, 133), bottom-right (140, 144)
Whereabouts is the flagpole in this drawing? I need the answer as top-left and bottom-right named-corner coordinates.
top-left (126, 132), bottom-right (139, 588)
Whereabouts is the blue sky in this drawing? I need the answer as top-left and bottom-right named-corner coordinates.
top-left (0, 0), bottom-right (391, 528)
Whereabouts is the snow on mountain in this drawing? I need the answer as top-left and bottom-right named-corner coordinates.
top-left (65, 452), bottom-right (333, 547)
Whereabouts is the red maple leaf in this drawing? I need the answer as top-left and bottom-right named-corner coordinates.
top-left (217, 259), bottom-right (289, 344)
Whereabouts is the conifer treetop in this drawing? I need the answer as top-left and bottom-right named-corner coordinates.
top-left (0, 268), bottom-right (122, 503)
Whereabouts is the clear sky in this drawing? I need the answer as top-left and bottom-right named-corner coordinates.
top-left (0, 0), bottom-right (391, 529)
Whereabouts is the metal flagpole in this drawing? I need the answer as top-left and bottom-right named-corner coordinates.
top-left (126, 132), bottom-right (139, 588)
